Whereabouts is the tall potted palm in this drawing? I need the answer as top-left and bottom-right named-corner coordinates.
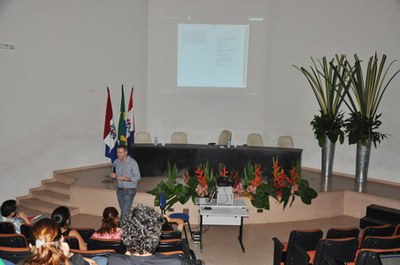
top-left (335, 53), bottom-right (399, 183)
top-left (295, 55), bottom-right (349, 183)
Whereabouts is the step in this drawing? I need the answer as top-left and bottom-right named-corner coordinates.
top-left (19, 198), bottom-right (79, 216)
top-left (44, 181), bottom-right (71, 195)
top-left (32, 189), bottom-right (70, 205)
top-left (366, 204), bottom-right (400, 224)
top-left (54, 173), bottom-right (77, 185)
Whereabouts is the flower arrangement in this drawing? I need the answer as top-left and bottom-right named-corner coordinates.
top-left (149, 158), bottom-right (318, 210)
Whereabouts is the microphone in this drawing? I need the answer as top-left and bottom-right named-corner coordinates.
top-left (112, 165), bottom-right (116, 174)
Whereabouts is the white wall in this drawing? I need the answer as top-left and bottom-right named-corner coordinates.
top-left (0, 0), bottom-right (148, 202)
top-left (1, 0), bottom-right (400, 203)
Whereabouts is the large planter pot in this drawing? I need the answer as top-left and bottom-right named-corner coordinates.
top-left (355, 139), bottom-right (372, 183)
top-left (321, 136), bottom-right (336, 183)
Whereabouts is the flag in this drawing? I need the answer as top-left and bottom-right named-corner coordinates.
top-left (103, 87), bottom-right (117, 162)
top-left (118, 85), bottom-right (127, 146)
top-left (127, 87), bottom-right (135, 150)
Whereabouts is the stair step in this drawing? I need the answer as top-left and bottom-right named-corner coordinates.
top-left (32, 190), bottom-right (70, 205)
top-left (54, 173), bottom-right (76, 185)
top-left (44, 181), bottom-right (71, 195)
top-left (19, 198), bottom-right (79, 216)
top-left (366, 204), bottom-right (400, 224)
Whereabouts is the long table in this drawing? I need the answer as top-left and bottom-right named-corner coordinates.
top-left (130, 144), bottom-right (302, 177)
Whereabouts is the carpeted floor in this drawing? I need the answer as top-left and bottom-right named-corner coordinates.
top-left (72, 214), bottom-right (359, 265)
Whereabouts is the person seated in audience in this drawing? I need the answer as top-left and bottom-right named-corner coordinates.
top-left (18, 218), bottom-right (97, 265)
top-left (51, 206), bottom-right (87, 251)
top-left (0, 199), bottom-right (31, 234)
top-left (107, 204), bottom-right (182, 265)
top-left (90, 207), bottom-right (121, 240)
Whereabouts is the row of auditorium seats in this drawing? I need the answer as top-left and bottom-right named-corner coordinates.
top-left (0, 222), bottom-right (194, 264)
top-left (135, 130), bottom-right (295, 148)
top-left (273, 224), bottom-right (400, 265)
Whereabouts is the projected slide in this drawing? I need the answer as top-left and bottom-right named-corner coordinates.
top-left (177, 24), bottom-right (249, 88)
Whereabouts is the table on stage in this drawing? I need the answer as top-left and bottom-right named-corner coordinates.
top-left (198, 199), bottom-right (249, 252)
top-left (130, 143), bottom-right (302, 177)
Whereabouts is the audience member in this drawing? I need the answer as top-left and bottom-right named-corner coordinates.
top-left (0, 199), bottom-right (31, 234)
top-left (51, 206), bottom-right (87, 251)
top-left (91, 207), bottom-right (121, 240)
top-left (17, 218), bottom-right (96, 265)
top-left (107, 204), bottom-right (183, 265)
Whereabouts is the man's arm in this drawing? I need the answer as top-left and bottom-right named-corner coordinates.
top-left (17, 212), bottom-right (32, 225)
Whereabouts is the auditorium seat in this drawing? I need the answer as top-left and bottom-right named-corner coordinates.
top-left (326, 227), bottom-right (360, 239)
top-left (20, 224), bottom-right (34, 245)
top-left (217, 130), bottom-right (232, 145)
top-left (359, 224), bottom-right (395, 248)
top-left (277, 136), bottom-right (294, 148)
top-left (309, 238), bottom-right (358, 265)
top-left (0, 222), bottom-right (16, 234)
top-left (247, 133), bottom-right (263, 147)
top-left (0, 246), bottom-right (31, 264)
top-left (361, 235), bottom-right (400, 249)
top-left (70, 248), bottom-right (115, 258)
top-left (88, 238), bottom-right (126, 254)
top-left (354, 248), bottom-right (400, 265)
top-left (64, 236), bottom-right (80, 250)
top-left (273, 229), bottom-right (323, 265)
top-left (0, 234), bottom-right (28, 248)
top-left (135, 131), bottom-right (152, 144)
top-left (171, 132), bottom-right (188, 144)
top-left (74, 227), bottom-right (95, 244)
top-left (394, 224), bottom-right (400, 236)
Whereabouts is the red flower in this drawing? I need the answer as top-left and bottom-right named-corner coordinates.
top-left (219, 166), bottom-right (229, 177)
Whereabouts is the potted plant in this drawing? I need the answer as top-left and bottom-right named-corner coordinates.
top-left (294, 56), bottom-right (349, 182)
top-left (334, 53), bottom-right (400, 184)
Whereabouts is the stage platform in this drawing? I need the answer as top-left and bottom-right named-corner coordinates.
top-left (17, 163), bottom-right (398, 225)
top-left (17, 163), bottom-right (400, 225)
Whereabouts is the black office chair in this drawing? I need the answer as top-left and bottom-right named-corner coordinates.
top-left (20, 224), bottom-right (34, 245)
top-left (64, 236), bottom-right (80, 250)
top-left (312, 238), bottom-right (358, 265)
top-left (74, 228), bottom-right (95, 244)
top-left (88, 239), bottom-right (126, 254)
top-left (274, 229), bottom-right (323, 265)
top-left (0, 234), bottom-right (28, 248)
top-left (0, 222), bottom-right (16, 234)
top-left (362, 235), bottom-right (400, 249)
top-left (0, 246), bottom-right (32, 264)
top-left (326, 227), bottom-right (360, 239)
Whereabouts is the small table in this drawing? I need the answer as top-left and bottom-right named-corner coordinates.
top-left (199, 199), bottom-right (249, 252)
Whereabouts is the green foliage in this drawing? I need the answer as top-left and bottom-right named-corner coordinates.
top-left (333, 53), bottom-right (399, 147)
top-left (294, 55), bottom-right (350, 146)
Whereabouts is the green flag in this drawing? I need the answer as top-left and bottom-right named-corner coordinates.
top-left (118, 85), bottom-right (127, 146)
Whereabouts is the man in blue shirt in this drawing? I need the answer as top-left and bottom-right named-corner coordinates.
top-left (111, 145), bottom-right (141, 222)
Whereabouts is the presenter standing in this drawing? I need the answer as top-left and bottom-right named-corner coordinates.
top-left (111, 146), bottom-right (141, 222)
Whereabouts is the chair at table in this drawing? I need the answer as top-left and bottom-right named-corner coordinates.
top-left (359, 224), bottom-right (395, 248)
top-left (64, 236), bottom-right (80, 250)
top-left (0, 246), bottom-right (31, 264)
top-left (0, 234), bottom-right (28, 248)
top-left (362, 235), bottom-right (400, 249)
top-left (273, 229), bottom-right (323, 265)
top-left (20, 224), bottom-right (34, 245)
top-left (326, 227), bottom-right (360, 240)
top-left (74, 227), bottom-right (95, 244)
top-left (247, 133), bottom-right (263, 147)
top-left (0, 222), bottom-right (16, 234)
top-left (217, 130), bottom-right (232, 146)
top-left (277, 136), bottom-right (294, 148)
top-left (171, 132), bottom-right (188, 144)
top-left (135, 131), bottom-right (152, 144)
top-left (88, 238), bottom-right (126, 254)
top-left (311, 238), bottom-right (358, 265)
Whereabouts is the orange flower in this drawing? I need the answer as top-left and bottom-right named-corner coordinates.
top-left (249, 164), bottom-right (263, 188)
top-left (219, 166), bottom-right (229, 177)
top-left (195, 166), bottom-right (207, 187)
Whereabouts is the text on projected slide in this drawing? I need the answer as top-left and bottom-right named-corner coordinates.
top-left (177, 24), bottom-right (249, 88)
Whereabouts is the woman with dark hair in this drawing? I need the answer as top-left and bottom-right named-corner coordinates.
top-left (18, 218), bottom-right (96, 265)
top-left (51, 206), bottom-right (87, 251)
top-left (91, 207), bottom-right (121, 240)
